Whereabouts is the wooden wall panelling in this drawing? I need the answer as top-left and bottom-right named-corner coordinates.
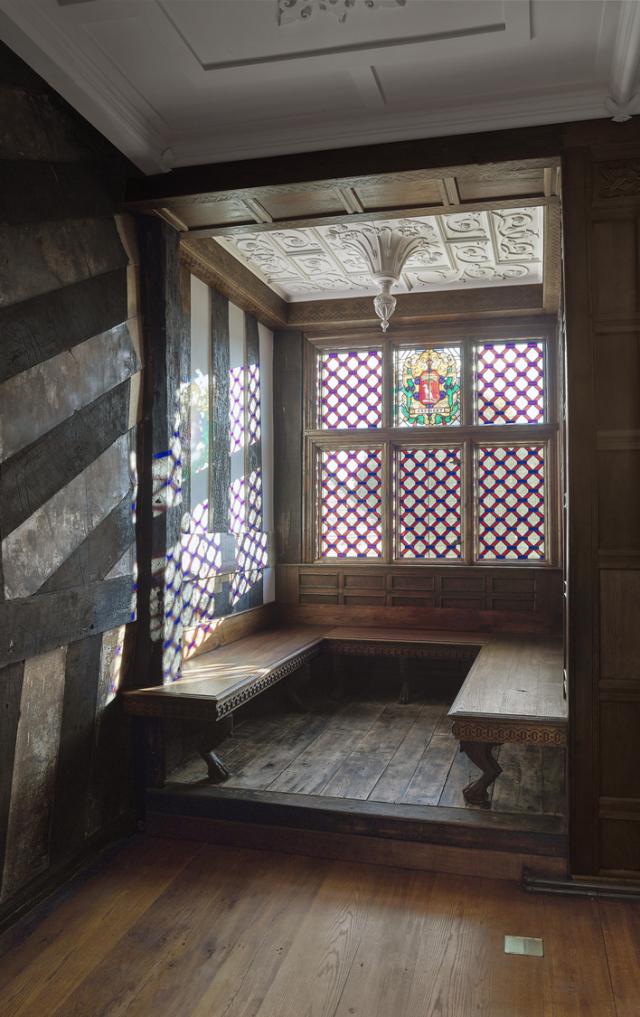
top-left (275, 565), bottom-right (562, 635)
top-left (563, 142), bottom-right (640, 876)
top-left (273, 330), bottom-right (304, 563)
top-left (563, 146), bottom-right (599, 876)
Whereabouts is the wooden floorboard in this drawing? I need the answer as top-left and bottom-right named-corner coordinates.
top-left (169, 694), bottom-right (566, 825)
top-left (0, 835), bottom-right (636, 1017)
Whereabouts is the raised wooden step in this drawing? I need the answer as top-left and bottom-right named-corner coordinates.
top-left (146, 784), bottom-right (567, 883)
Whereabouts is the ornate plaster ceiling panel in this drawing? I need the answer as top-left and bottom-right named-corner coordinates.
top-left (215, 207), bottom-right (544, 301)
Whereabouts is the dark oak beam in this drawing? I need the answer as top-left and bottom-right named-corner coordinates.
top-left (181, 237), bottom-right (287, 329)
top-left (126, 126), bottom-right (564, 208)
top-left (186, 194), bottom-right (557, 240)
top-left (288, 284), bottom-right (545, 329)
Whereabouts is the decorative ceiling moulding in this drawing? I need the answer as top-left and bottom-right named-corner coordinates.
top-left (277, 0), bottom-right (406, 27)
top-left (329, 222), bottom-right (435, 331)
top-left (214, 207), bottom-right (544, 304)
top-left (605, 0), bottom-right (640, 122)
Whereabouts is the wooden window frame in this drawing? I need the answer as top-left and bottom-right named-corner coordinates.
top-left (303, 316), bottom-right (559, 567)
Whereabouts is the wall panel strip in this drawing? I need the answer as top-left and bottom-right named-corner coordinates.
top-left (0, 647), bottom-right (66, 901)
top-left (0, 576), bottom-right (133, 668)
top-left (0, 268), bottom-right (127, 383)
top-left (0, 379), bottom-right (131, 537)
top-left (0, 321), bottom-right (139, 461)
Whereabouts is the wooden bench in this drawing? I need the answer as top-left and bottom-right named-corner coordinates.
top-left (448, 635), bottom-right (567, 806)
top-left (123, 625), bottom-right (567, 803)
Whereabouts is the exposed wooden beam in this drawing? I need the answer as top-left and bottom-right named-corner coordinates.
top-left (242, 196), bottom-right (273, 224)
top-left (335, 186), bottom-right (365, 215)
top-left (186, 195), bottom-right (558, 240)
top-left (181, 237), bottom-right (288, 330)
top-left (125, 126), bottom-right (562, 208)
top-left (542, 201), bottom-right (562, 313)
top-left (287, 284), bottom-right (545, 329)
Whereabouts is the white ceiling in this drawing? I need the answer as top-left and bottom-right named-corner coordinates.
top-left (0, 1), bottom-right (636, 173)
top-left (217, 206), bottom-right (544, 301)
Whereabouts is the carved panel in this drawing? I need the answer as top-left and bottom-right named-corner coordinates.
top-left (594, 161), bottom-right (640, 200)
top-left (451, 718), bottom-right (567, 746)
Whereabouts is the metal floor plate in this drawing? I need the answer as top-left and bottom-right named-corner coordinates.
top-left (504, 935), bottom-right (544, 957)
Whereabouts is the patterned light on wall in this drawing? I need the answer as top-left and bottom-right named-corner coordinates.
top-left (278, 0), bottom-right (405, 26)
top-left (329, 223), bottom-right (433, 332)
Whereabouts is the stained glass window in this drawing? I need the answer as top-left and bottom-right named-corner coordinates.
top-left (395, 346), bottom-right (461, 427)
top-left (476, 445), bottom-right (545, 560)
top-left (476, 341), bottom-right (545, 425)
top-left (246, 468), bottom-right (262, 531)
top-left (318, 349), bottom-right (383, 429)
top-left (229, 366), bottom-right (245, 453)
top-left (228, 475), bottom-right (245, 535)
top-left (247, 364), bottom-right (261, 445)
top-left (396, 447), bottom-right (462, 559)
top-left (319, 447), bottom-right (383, 557)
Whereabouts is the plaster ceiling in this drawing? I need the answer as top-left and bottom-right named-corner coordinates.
top-left (216, 206), bottom-right (544, 301)
top-left (0, 0), bottom-right (636, 174)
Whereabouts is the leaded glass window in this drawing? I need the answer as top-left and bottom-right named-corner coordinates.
top-left (396, 447), bottom-right (462, 559)
top-left (308, 327), bottom-right (556, 564)
top-left (318, 349), bottom-right (383, 429)
top-left (394, 346), bottom-right (461, 427)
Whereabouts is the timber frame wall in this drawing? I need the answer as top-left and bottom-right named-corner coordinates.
top-left (130, 117), bottom-right (640, 878)
top-left (0, 44), bottom-right (142, 925)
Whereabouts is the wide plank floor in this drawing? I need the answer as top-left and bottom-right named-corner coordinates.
top-left (171, 693), bottom-right (566, 819)
top-left (1, 835), bottom-right (637, 1017)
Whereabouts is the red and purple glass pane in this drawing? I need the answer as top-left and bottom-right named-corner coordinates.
top-left (229, 366), bottom-right (245, 453)
top-left (229, 475), bottom-right (245, 534)
top-left (477, 445), bottom-right (545, 560)
top-left (246, 468), bottom-right (262, 530)
top-left (395, 346), bottom-right (461, 427)
top-left (476, 341), bottom-right (545, 424)
top-left (320, 448), bottom-right (383, 557)
top-left (397, 447), bottom-right (462, 559)
top-left (318, 350), bottom-right (383, 429)
top-left (247, 364), bottom-right (261, 445)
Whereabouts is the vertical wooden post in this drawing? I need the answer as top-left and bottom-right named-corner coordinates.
top-left (132, 216), bottom-right (190, 690)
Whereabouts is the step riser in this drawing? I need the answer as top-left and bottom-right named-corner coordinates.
top-left (146, 812), bottom-right (568, 883)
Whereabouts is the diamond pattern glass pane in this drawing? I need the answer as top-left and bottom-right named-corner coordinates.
top-left (397, 447), bottom-right (462, 559)
top-left (318, 350), bottom-right (383, 429)
top-left (229, 366), bottom-right (245, 453)
top-left (395, 346), bottom-right (461, 427)
top-left (246, 468), bottom-right (262, 531)
top-left (476, 341), bottom-right (545, 424)
top-left (247, 363), bottom-right (261, 445)
top-left (477, 445), bottom-right (545, 560)
top-left (320, 448), bottom-right (383, 557)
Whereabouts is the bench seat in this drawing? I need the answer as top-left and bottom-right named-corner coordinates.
top-left (123, 624), bottom-right (567, 802)
top-left (448, 635), bottom-right (566, 805)
top-left (124, 625), bottom-right (325, 724)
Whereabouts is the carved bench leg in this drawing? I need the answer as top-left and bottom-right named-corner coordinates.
top-left (197, 716), bottom-right (232, 784)
top-left (460, 740), bottom-right (502, 807)
top-left (199, 747), bottom-right (230, 783)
